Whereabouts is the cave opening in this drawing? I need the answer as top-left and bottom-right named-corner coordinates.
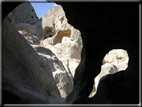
top-left (49, 35), bottom-right (52, 37)
top-left (42, 26), bottom-right (55, 40)
top-left (3, 1), bottom-right (139, 104)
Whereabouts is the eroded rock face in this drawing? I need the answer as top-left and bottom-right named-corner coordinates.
top-left (89, 49), bottom-right (129, 97)
top-left (39, 4), bottom-right (83, 97)
top-left (41, 4), bottom-right (83, 80)
top-left (103, 49), bottom-right (129, 69)
top-left (2, 17), bottom-right (61, 104)
top-left (11, 2), bottom-right (39, 25)
top-left (33, 45), bottom-right (73, 98)
top-left (56, 2), bottom-right (139, 104)
top-left (7, 12), bottom-right (17, 29)
top-left (3, 2), bottom-right (82, 99)
top-left (18, 30), bottom-right (40, 45)
top-left (2, 1), bottom-right (139, 104)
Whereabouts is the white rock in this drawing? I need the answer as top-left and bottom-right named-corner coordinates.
top-left (41, 4), bottom-right (83, 78)
top-left (102, 49), bottom-right (129, 71)
top-left (33, 46), bottom-right (73, 98)
top-left (11, 3), bottom-right (83, 98)
top-left (89, 49), bottom-right (129, 98)
top-left (62, 58), bottom-right (80, 77)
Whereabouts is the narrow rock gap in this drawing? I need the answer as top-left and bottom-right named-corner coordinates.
top-left (3, 1), bottom-right (138, 104)
top-left (5, 2), bottom-right (83, 100)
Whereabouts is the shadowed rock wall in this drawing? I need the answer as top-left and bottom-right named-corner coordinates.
top-left (2, 2), bottom-right (74, 101)
top-left (2, 1), bottom-right (139, 104)
top-left (2, 17), bottom-right (60, 104)
top-left (55, 2), bottom-right (139, 104)
top-left (11, 1), bottom-right (39, 25)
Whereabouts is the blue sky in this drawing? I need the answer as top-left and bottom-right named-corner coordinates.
top-left (28, 0), bottom-right (55, 19)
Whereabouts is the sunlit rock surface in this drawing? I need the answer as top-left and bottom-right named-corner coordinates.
top-left (57, 2), bottom-right (139, 104)
top-left (40, 4), bottom-right (83, 81)
top-left (2, 1), bottom-right (139, 104)
top-left (3, 17), bottom-right (61, 104)
top-left (89, 49), bottom-right (129, 97)
top-left (3, 2), bottom-right (82, 99)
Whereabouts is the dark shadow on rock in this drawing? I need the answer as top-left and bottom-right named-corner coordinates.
top-left (2, 3), bottom-right (60, 104)
top-left (2, 1), bottom-right (140, 104)
top-left (2, 89), bottom-right (22, 104)
top-left (34, 46), bottom-right (54, 56)
top-left (2, 1), bottom-right (22, 21)
top-left (55, 2), bottom-right (139, 104)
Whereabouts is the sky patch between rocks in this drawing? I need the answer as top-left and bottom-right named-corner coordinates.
top-left (29, 0), bottom-right (55, 18)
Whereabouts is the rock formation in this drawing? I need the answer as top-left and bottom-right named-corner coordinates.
top-left (3, 17), bottom-right (61, 104)
top-left (2, 2), bottom-right (82, 101)
top-left (42, 13), bottom-right (83, 78)
top-left (2, 1), bottom-right (139, 105)
top-left (11, 2), bottom-right (39, 25)
top-left (57, 2), bottom-right (139, 104)
top-left (89, 49), bottom-right (129, 97)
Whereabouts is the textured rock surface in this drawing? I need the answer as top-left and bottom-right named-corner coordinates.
top-left (17, 23), bottom-right (38, 36)
top-left (32, 3), bottom-right (82, 98)
top-left (2, 1), bottom-right (139, 104)
top-left (41, 4), bottom-right (83, 79)
top-left (41, 4), bottom-right (66, 29)
top-left (2, 2), bottom-right (78, 99)
top-left (7, 12), bottom-right (17, 29)
top-left (33, 45), bottom-right (73, 98)
top-left (57, 2), bottom-right (139, 104)
top-left (18, 30), bottom-right (40, 45)
top-left (11, 2), bottom-right (39, 25)
top-left (33, 4), bottom-right (67, 41)
top-left (89, 49), bottom-right (129, 97)
top-left (102, 49), bottom-right (129, 70)
top-left (2, 17), bottom-right (61, 104)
